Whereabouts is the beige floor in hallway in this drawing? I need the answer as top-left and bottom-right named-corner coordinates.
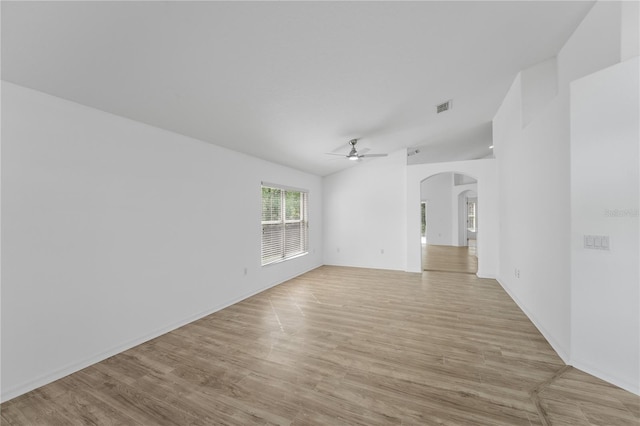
top-left (422, 242), bottom-right (478, 274)
top-left (2, 261), bottom-right (638, 425)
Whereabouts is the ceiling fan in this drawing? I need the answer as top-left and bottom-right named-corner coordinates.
top-left (327, 139), bottom-right (388, 161)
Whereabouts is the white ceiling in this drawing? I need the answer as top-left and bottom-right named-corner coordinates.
top-left (1, 1), bottom-right (594, 176)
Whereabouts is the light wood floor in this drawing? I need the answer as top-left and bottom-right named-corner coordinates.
top-left (422, 243), bottom-right (478, 274)
top-left (2, 264), bottom-right (638, 425)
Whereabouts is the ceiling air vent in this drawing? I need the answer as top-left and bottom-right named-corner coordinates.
top-left (436, 100), bottom-right (452, 114)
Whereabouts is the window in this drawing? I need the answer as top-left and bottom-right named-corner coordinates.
top-left (467, 200), bottom-right (477, 232)
top-left (261, 184), bottom-right (308, 265)
top-left (421, 201), bottom-right (427, 244)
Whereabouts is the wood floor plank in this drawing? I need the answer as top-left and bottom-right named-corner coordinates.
top-left (422, 243), bottom-right (478, 273)
top-left (2, 254), bottom-right (638, 425)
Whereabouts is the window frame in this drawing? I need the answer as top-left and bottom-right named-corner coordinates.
top-left (467, 199), bottom-right (477, 232)
top-left (261, 183), bottom-right (309, 266)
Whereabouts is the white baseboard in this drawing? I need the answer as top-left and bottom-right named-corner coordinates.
top-left (1, 263), bottom-right (322, 403)
top-left (571, 357), bottom-right (640, 396)
top-left (495, 277), bottom-right (570, 363)
top-left (482, 277), bottom-right (640, 396)
top-left (476, 270), bottom-right (497, 279)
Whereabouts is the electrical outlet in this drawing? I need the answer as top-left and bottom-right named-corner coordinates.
top-left (243, 267), bottom-right (248, 276)
top-left (515, 268), bottom-right (520, 278)
top-left (380, 249), bottom-right (384, 254)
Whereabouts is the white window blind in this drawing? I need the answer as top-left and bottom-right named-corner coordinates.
top-left (261, 185), bottom-right (308, 265)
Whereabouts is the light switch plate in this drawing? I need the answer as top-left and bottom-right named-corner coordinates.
top-left (584, 235), bottom-right (594, 248)
top-left (584, 235), bottom-right (610, 251)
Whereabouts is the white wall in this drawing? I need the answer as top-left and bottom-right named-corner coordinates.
top-left (407, 159), bottom-right (498, 278)
top-left (454, 174), bottom-right (477, 186)
top-left (1, 82), bottom-right (323, 402)
top-left (493, 1), bottom-right (638, 392)
top-left (325, 155), bottom-right (497, 278)
top-left (521, 57), bottom-right (558, 127)
top-left (570, 57), bottom-right (639, 395)
top-left (421, 172), bottom-right (454, 246)
top-left (494, 69), bottom-right (574, 359)
top-left (323, 150), bottom-right (406, 270)
top-left (621, 0), bottom-right (640, 61)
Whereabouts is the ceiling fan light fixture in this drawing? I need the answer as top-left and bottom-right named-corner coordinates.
top-left (325, 138), bottom-right (388, 162)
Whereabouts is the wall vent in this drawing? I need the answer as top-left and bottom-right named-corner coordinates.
top-left (436, 100), bottom-right (452, 114)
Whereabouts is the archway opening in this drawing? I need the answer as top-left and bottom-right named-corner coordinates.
top-left (420, 172), bottom-right (478, 274)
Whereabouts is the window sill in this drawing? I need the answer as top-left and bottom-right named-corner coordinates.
top-left (261, 251), bottom-right (308, 267)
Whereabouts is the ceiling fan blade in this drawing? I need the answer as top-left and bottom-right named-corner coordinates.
top-left (325, 139), bottom-right (386, 161)
top-left (359, 153), bottom-right (388, 158)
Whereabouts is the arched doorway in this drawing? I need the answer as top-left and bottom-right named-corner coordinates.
top-left (406, 159), bottom-right (497, 277)
top-left (420, 172), bottom-right (478, 274)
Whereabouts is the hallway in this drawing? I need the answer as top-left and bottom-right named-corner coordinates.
top-left (422, 242), bottom-right (478, 274)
